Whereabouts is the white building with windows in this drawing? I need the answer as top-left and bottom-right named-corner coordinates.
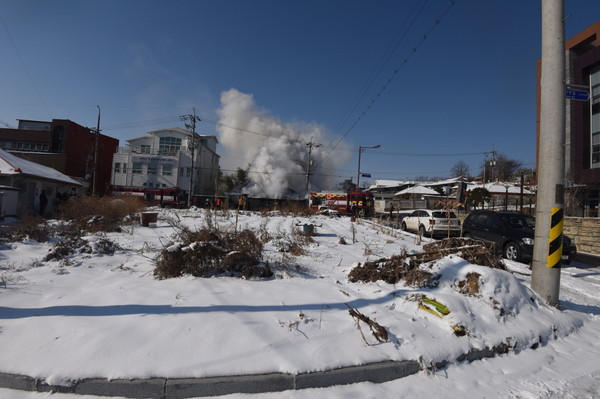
top-left (111, 128), bottom-right (219, 196)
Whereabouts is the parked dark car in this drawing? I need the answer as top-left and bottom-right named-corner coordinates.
top-left (462, 210), bottom-right (577, 264)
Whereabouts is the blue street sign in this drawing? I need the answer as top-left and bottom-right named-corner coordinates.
top-left (361, 173), bottom-right (371, 178)
top-left (566, 89), bottom-right (590, 101)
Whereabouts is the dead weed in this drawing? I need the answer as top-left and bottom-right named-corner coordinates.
top-left (349, 238), bottom-right (504, 287)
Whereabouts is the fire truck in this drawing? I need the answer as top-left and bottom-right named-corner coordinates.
top-left (112, 187), bottom-right (188, 208)
top-left (309, 191), bottom-right (374, 216)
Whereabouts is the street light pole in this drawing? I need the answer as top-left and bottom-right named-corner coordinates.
top-left (357, 145), bottom-right (381, 189)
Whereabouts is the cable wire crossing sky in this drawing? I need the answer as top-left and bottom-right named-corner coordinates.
top-left (1, 1), bottom-right (600, 184)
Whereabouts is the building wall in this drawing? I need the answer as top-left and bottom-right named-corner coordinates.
top-left (111, 129), bottom-right (219, 196)
top-left (564, 217), bottom-right (600, 255)
top-left (53, 120), bottom-right (119, 195)
top-left (0, 119), bottom-right (119, 196)
top-left (112, 151), bottom-right (180, 189)
top-left (0, 187), bottom-right (19, 218)
top-left (537, 20), bottom-right (600, 217)
top-left (0, 175), bottom-right (80, 217)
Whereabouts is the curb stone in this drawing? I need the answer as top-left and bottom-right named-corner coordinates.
top-left (0, 346), bottom-right (514, 398)
top-left (0, 360), bottom-right (420, 398)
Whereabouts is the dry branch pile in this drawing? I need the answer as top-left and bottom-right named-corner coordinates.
top-left (154, 227), bottom-right (272, 280)
top-left (422, 238), bottom-right (505, 270)
top-left (348, 238), bottom-right (504, 287)
top-left (346, 304), bottom-right (389, 344)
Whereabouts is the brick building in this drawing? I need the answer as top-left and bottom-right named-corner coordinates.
top-left (537, 20), bottom-right (600, 217)
top-left (0, 119), bottom-right (119, 195)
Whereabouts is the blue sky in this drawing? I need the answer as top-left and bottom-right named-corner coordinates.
top-left (2, 1), bottom-right (600, 187)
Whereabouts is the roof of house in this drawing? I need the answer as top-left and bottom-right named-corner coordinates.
top-left (0, 149), bottom-right (81, 185)
top-left (395, 185), bottom-right (440, 196)
top-left (467, 182), bottom-right (535, 195)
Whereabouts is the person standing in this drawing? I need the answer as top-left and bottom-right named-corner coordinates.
top-left (39, 190), bottom-right (48, 216)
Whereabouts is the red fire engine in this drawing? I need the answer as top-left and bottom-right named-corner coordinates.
top-left (112, 187), bottom-right (188, 208)
top-left (309, 191), bottom-right (374, 216)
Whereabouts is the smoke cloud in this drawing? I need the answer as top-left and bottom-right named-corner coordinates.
top-left (216, 88), bottom-right (351, 198)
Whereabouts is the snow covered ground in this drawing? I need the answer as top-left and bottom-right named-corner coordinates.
top-left (1, 208), bottom-right (599, 398)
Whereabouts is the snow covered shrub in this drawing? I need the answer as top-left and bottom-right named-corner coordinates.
top-left (90, 237), bottom-right (120, 255)
top-left (348, 254), bottom-right (438, 287)
top-left (272, 224), bottom-right (314, 256)
top-left (257, 216), bottom-right (271, 243)
top-left (57, 195), bottom-right (145, 233)
top-left (44, 236), bottom-right (118, 261)
top-left (45, 237), bottom-right (88, 261)
top-left (153, 245), bottom-right (190, 279)
top-left (457, 272), bottom-right (481, 296)
top-left (8, 214), bottom-right (50, 242)
top-left (226, 229), bottom-right (263, 259)
top-left (153, 227), bottom-right (269, 280)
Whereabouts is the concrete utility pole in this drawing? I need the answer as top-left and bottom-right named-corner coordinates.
top-left (304, 139), bottom-right (322, 191)
top-left (180, 108), bottom-right (201, 207)
top-left (531, 0), bottom-right (565, 306)
top-left (357, 145), bottom-right (381, 189)
top-left (92, 105), bottom-right (101, 196)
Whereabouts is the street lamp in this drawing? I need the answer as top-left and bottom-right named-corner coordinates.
top-left (357, 145), bottom-right (381, 189)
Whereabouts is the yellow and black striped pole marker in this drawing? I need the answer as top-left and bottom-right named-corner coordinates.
top-left (547, 207), bottom-right (564, 268)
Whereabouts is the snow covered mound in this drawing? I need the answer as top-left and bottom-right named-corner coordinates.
top-left (0, 209), bottom-right (586, 386)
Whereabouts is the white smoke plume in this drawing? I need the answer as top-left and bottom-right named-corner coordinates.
top-left (216, 88), bottom-right (351, 198)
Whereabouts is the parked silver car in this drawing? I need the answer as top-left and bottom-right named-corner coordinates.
top-left (401, 209), bottom-right (461, 237)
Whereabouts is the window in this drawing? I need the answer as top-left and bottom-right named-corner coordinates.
top-left (162, 165), bottom-right (173, 176)
top-left (141, 145), bottom-right (151, 154)
top-left (159, 137), bottom-right (181, 155)
top-left (114, 162), bottom-right (121, 173)
top-left (179, 167), bottom-right (184, 177)
top-left (147, 164), bottom-right (157, 175)
top-left (132, 163), bottom-right (143, 174)
top-left (433, 211), bottom-right (457, 219)
top-left (186, 167), bottom-right (191, 177)
top-left (591, 66), bottom-right (600, 168)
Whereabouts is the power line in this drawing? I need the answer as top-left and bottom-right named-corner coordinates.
top-left (333, 0), bottom-right (428, 134)
top-left (1, 15), bottom-right (50, 119)
top-left (0, 118), bottom-right (15, 129)
top-left (372, 150), bottom-right (486, 157)
top-left (323, 0), bottom-right (457, 161)
top-left (200, 117), bottom-right (305, 145)
top-left (102, 117), bottom-right (182, 131)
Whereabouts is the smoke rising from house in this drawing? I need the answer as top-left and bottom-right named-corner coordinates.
top-left (216, 89), bottom-right (350, 198)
